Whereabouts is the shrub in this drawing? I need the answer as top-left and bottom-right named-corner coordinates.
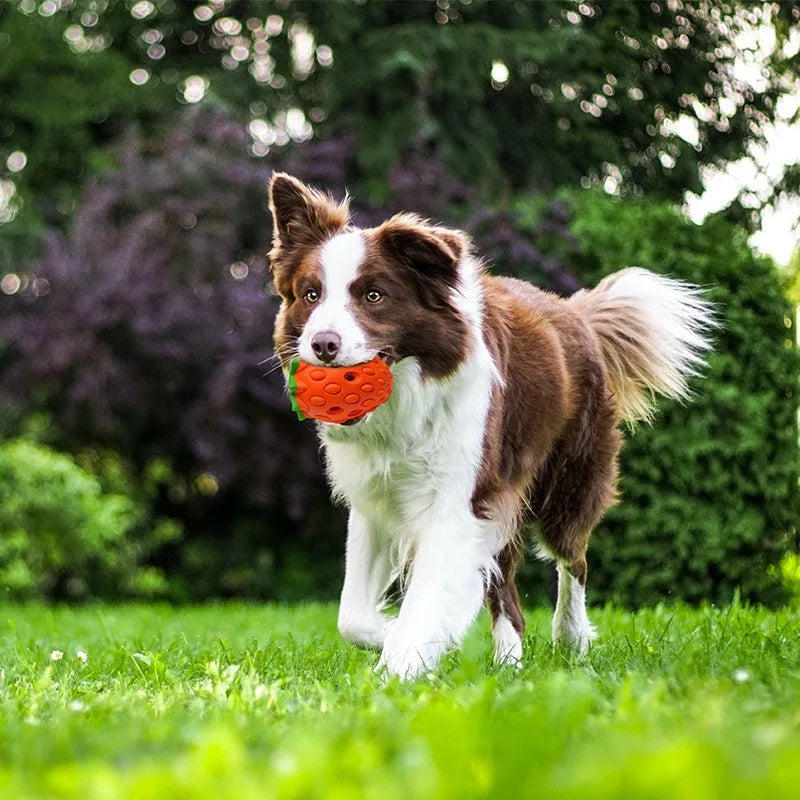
top-left (0, 109), bottom-right (334, 600)
top-left (0, 439), bottom-right (167, 599)
top-left (774, 553), bottom-right (800, 605)
top-left (515, 192), bottom-right (799, 606)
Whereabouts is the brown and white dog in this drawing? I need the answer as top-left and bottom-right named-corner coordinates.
top-left (268, 173), bottom-right (713, 679)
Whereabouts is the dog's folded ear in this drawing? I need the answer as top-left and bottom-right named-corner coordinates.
top-left (374, 214), bottom-right (469, 287)
top-left (268, 173), bottom-right (349, 261)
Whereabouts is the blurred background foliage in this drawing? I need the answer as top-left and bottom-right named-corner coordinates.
top-left (0, 0), bottom-right (798, 604)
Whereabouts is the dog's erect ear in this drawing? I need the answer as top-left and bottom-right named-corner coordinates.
top-left (268, 173), bottom-right (349, 259)
top-left (374, 214), bottom-right (469, 288)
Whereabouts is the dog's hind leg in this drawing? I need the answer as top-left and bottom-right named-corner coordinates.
top-left (534, 398), bottom-right (620, 656)
top-left (486, 542), bottom-right (525, 667)
top-left (552, 556), bottom-right (596, 655)
top-left (538, 453), bottom-right (615, 655)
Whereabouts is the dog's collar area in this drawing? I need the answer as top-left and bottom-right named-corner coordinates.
top-left (339, 414), bottom-right (366, 426)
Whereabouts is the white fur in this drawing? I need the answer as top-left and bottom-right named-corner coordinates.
top-left (552, 562), bottom-right (597, 655)
top-left (298, 231), bottom-right (374, 366)
top-left (571, 267), bottom-right (715, 422)
top-left (492, 615), bottom-right (523, 668)
top-left (606, 267), bottom-right (712, 392)
top-left (323, 256), bottom-right (501, 679)
top-left (337, 509), bottom-right (394, 650)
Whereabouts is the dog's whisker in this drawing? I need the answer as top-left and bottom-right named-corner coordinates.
top-left (262, 361), bottom-right (292, 378)
top-left (259, 341), bottom-right (300, 368)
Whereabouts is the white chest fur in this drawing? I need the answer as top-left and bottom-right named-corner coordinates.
top-left (322, 345), bottom-right (496, 571)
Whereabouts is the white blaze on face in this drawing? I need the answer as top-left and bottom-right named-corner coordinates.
top-left (298, 230), bottom-right (373, 366)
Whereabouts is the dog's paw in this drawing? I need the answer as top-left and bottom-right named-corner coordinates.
top-left (338, 615), bottom-right (395, 651)
top-left (492, 617), bottom-right (523, 669)
top-left (553, 621), bottom-right (597, 657)
top-left (493, 643), bottom-right (523, 670)
top-left (374, 648), bottom-right (429, 682)
top-left (375, 628), bottom-right (441, 682)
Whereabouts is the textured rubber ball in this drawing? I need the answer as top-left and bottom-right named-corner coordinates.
top-left (287, 356), bottom-right (393, 424)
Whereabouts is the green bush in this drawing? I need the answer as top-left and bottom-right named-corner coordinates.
top-left (0, 439), bottom-right (170, 599)
top-left (774, 553), bottom-right (800, 605)
top-left (516, 192), bottom-right (799, 606)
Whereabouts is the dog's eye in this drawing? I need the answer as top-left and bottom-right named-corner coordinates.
top-left (303, 289), bottom-right (319, 303)
top-left (365, 289), bottom-right (383, 303)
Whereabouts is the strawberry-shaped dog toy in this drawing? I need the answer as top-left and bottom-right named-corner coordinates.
top-left (288, 355), bottom-right (393, 424)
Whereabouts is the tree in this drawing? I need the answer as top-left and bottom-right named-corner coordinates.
top-left (1, 0), bottom-right (798, 254)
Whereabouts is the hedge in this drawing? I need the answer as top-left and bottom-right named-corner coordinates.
top-left (514, 192), bottom-right (799, 606)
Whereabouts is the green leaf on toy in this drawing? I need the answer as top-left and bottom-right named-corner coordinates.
top-left (287, 358), bottom-right (306, 420)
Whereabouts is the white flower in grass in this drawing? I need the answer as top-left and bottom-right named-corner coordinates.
top-left (733, 668), bottom-right (751, 683)
top-left (50, 650), bottom-right (64, 661)
top-left (76, 650), bottom-right (88, 664)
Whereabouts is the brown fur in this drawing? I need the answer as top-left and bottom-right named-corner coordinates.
top-left (269, 176), bottom-right (471, 380)
top-left (269, 174), bottom-right (350, 358)
top-left (486, 541), bottom-right (526, 638)
top-left (477, 277), bottom-right (621, 634)
top-left (269, 173), bottom-right (349, 268)
top-left (358, 220), bottom-right (471, 378)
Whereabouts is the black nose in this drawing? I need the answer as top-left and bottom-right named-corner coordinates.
top-left (311, 331), bottom-right (341, 363)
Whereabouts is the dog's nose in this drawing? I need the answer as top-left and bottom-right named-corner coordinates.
top-left (311, 331), bottom-right (341, 364)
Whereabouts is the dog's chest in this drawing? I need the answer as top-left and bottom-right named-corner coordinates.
top-left (321, 355), bottom-right (494, 539)
top-left (324, 424), bottom-right (445, 528)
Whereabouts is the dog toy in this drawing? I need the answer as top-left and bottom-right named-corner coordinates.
top-left (287, 356), bottom-right (393, 424)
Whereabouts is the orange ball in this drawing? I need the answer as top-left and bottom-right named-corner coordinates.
top-left (288, 355), bottom-right (393, 424)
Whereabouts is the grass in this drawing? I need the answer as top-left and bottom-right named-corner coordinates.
top-left (0, 602), bottom-right (798, 799)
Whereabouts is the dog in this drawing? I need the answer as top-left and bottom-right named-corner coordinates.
top-left (268, 172), bottom-right (713, 679)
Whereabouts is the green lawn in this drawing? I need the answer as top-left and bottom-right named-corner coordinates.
top-left (0, 602), bottom-right (798, 799)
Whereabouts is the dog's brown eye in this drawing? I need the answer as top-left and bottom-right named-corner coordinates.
top-left (304, 289), bottom-right (319, 303)
top-left (365, 289), bottom-right (383, 303)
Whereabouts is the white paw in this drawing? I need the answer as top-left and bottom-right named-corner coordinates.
top-left (578, 622), bottom-right (599, 655)
top-left (492, 617), bottom-right (523, 668)
top-left (338, 615), bottom-right (394, 651)
top-left (493, 642), bottom-right (523, 669)
top-left (375, 646), bottom-right (431, 682)
top-left (375, 627), bottom-right (442, 681)
top-left (553, 621), bottom-right (597, 656)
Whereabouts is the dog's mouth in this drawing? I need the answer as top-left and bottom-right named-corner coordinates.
top-left (325, 351), bottom-right (396, 370)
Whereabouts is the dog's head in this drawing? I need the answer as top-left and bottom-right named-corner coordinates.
top-left (268, 173), bottom-right (471, 379)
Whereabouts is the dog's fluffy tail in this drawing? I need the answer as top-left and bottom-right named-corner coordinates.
top-left (569, 268), bottom-right (715, 423)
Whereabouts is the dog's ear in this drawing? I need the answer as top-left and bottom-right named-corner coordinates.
top-left (374, 214), bottom-right (469, 288)
top-left (268, 173), bottom-right (349, 260)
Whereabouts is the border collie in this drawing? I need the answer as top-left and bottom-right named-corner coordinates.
top-left (268, 173), bottom-right (713, 680)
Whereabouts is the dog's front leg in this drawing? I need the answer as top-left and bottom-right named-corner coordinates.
top-left (337, 509), bottom-right (394, 650)
top-left (376, 507), bottom-right (488, 680)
